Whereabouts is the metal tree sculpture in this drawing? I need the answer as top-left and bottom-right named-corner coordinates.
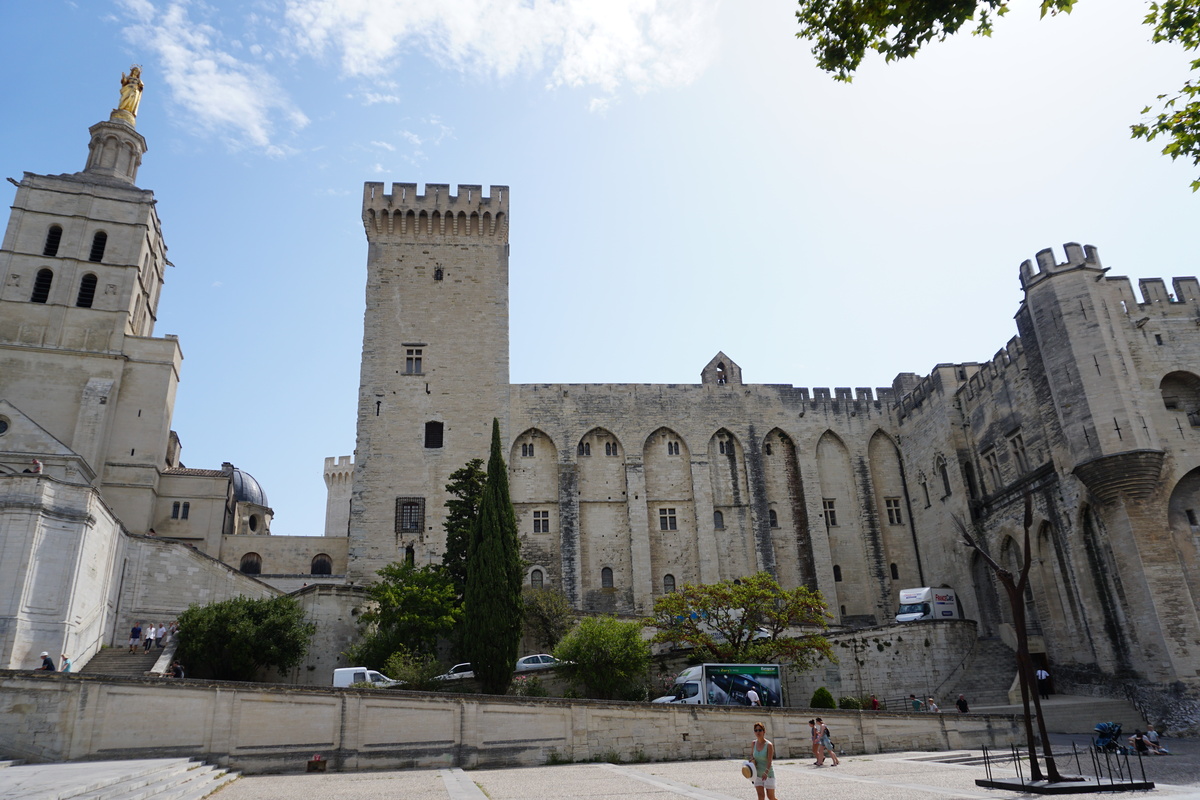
top-left (955, 493), bottom-right (1064, 783)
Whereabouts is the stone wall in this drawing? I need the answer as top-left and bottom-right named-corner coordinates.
top-left (265, 584), bottom-right (369, 687)
top-left (0, 671), bottom-right (1021, 773)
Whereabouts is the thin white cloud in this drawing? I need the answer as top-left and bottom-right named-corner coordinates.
top-left (360, 92), bottom-right (403, 105)
top-left (399, 131), bottom-right (422, 146)
top-left (371, 140), bottom-right (396, 151)
top-left (118, 0), bottom-right (308, 151)
top-left (284, 0), bottom-right (720, 102)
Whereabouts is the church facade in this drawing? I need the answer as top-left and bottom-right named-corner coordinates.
top-left (342, 182), bottom-right (1200, 726)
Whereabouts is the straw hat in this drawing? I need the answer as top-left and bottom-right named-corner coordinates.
top-left (741, 760), bottom-right (757, 780)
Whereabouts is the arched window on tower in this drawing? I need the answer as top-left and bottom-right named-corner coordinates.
top-left (89, 232), bottom-right (107, 263)
top-left (713, 510), bottom-right (725, 529)
top-left (663, 574), bottom-right (676, 593)
top-left (425, 420), bottom-right (444, 448)
top-left (833, 564), bottom-right (843, 582)
top-left (405, 545), bottom-right (415, 566)
top-left (601, 567), bottom-right (614, 588)
top-left (890, 562), bottom-right (899, 580)
top-left (530, 568), bottom-right (544, 589)
top-left (311, 553), bottom-right (333, 575)
top-left (768, 509), bottom-right (779, 528)
top-left (239, 553), bottom-right (262, 575)
top-left (171, 501), bottom-right (180, 519)
top-left (43, 225), bottom-right (62, 257)
top-left (76, 273), bottom-right (97, 308)
top-left (31, 269), bottom-right (53, 303)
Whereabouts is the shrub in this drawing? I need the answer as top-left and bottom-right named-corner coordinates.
top-left (810, 686), bottom-right (836, 708)
top-left (382, 646), bottom-right (444, 691)
top-left (838, 696), bottom-right (862, 710)
top-left (509, 674), bottom-right (549, 697)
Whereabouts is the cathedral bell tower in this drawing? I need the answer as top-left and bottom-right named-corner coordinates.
top-left (348, 183), bottom-right (510, 580)
top-left (0, 66), bottom-right (179, 531)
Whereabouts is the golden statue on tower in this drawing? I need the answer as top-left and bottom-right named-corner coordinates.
top-left (113, 65), bottom-right (144, 125)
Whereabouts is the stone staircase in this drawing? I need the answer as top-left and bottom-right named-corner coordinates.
top-left (972, 694), bottom-right (1147, 736)
top-left (78, 648), bottom-right (163, 678)
top-left (942, 637), bottom-right (1020, 706)
top-left (0, 758), bottom-right (237, 800)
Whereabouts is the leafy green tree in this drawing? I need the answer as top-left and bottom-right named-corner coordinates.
top-left (382, 646), bottom-right (446, 691)
top-left (795, 0), bottom-right (1200, 190)
top-left (649, 571), bottom-right (835, 669)
top-left (442, 458), bottom-right (486, 600)
top-left (553, 615), bottom-right (651, 700)
top-left (177, 595), bottom-right (315, 681)
top-left (523, 586), bottom-right (576, 651)
top-left (463, 419), bottom-right (524, 694)
top-left (348, 562), bottom-right (461, 668)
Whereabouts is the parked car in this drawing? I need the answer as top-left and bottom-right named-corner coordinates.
top-left (515, 654), bottom-right (560, 672)
top-left (332, 667), bottom-right (400, 688)
top-left (436, 662), bottom-right (474, 680)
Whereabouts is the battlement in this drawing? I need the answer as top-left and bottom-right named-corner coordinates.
top-left (1019, 242), bottom-right (1102, 290)
top-left (323, 454), bottom-right (354, 480)
top-left (362, 182), bottom-right (508, 242)
top-left (1104, 275), bottom-right (1200, 311)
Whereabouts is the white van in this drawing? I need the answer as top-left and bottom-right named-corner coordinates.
top-left (895, 587), bottom-right (961, 623)
top-left (332, 667), bottom-right (400, 688)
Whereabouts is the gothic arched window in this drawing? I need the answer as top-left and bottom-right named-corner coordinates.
top-left (89, 232), bottom-right (107, 263)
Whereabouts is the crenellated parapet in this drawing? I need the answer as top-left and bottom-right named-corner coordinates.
top-left (361, 182), bottom-right (508, 242)
top-left (1019, 242), bottom-right (1103, 290)
top-left (1103, 274), bottom-right (1200, 319)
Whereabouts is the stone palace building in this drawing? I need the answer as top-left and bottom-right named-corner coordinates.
top-left (2, 77), bottom-right (1199, 727)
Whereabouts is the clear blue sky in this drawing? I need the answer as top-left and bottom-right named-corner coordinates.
top-left (1, 0), bottom-right (1195, 536)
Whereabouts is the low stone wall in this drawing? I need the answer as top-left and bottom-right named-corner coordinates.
top-left (0, 671), bottom-right (1021, 774)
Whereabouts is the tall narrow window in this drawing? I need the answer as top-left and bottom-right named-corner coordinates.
top-left (983, 450), bottom-right (1002, 490)
top-left (605, 441), bottom-right (618, 456)
top-left (530, 568), bottom-right (544, 589)
top-left (171, 501), bottom-right (180, 519)
top-left (578, 441), bottom-right (591, 456)
top-left (76, 273), bottom-right (97, 308)
top-left (311, 554), bottom-right (333, 575)
top-left (885, 497), bottom-right (903, 525)
top-left (405, 348), bottom-right (423, 373)
top-left (239, 553), bottom-right (262, 575)
top-left (890, 562), bottom-right (899, 580)
top-left (718, 440), bottom-right (730, 455)
top-left (405, 545), bottom-right (415, 566)
top-left (533, 510), bottom-right (550, 533)
top-left (940, 457), bottom-right (953, 497)
top-left (181, 502), bottom-right (190, 520)
top-left (658, 508), bottom-right (677, 531)
top-left (601, 567), bottom-right (614, 588)
top-left (43, 225), bottom-right (62, 257)
top-left (31, 268), bottom-right (53, 303)
top-left (822, 499), bottom-right (838, 527)
top-left (88, 232), bottom-right (107, 263)
top-left (768, 509), bottom-right (779, 528)
top-left (1009, 433), bottom-right (1030, 473)
top-left (424, 420), bottom-right (444, 448)
top-left (521, 442), bottom-right (535, 457)
top-left (667, 440), bottom-right (680, 456)
top-left (663, 574), bottom-right (676, 593)
top-left (713, 510), bottom-right (725, 529)
top-left (833, 565), bottom-right (842, 582)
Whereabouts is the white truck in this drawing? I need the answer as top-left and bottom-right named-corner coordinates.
top-left (652, 663), bottom-right (784, 706)
top-left (895, 587), bottom-right (961, 623)
top-left (332, 667), bottom-right (400, 688)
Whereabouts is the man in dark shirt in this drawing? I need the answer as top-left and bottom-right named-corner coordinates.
top-left (129, 623), bottom-right (142, 653)
top-left (36, 651), bottom-right (56, 671)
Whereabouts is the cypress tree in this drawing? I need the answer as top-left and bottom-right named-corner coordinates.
top-left (463, 418), bottom-right (524, 694)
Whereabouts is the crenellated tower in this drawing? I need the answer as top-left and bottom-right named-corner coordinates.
top-left (348, 182), bottom-right (511, 580)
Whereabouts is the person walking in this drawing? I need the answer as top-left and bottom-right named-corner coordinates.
top-left (129, 622), bottom-right (142, 654)
top-left (955, 694), bottom-right (970, 713)
top-left (808, 719), bottom-right (821, 762)
top-left (60, 654), bottom-right (72, 673)
top-left (143, 623), bottom-right (156, 653)
top-left (1035, 667), bottom-right (1051, 699)
top-left (815, 717), bottom-right (839, 766)
top-left (35, 651), bottom-right (56, 671)
top-left (910, 694), bottom-right (923, 712)
top-left (749, 723), bottom-right (778, 800)
top-left (869, 694), bottom-right (880, 710)
top-left (926, 697), bottom-right (940, 713)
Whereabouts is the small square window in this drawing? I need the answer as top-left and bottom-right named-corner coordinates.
top-left (822, 499), bottom-right (837, 528)
top-left (405, 348), bottom-right (423, 374)
top-left (659, 507), bottom-right (677, 531)
top-left (533, 510), bottom-right (550, 533)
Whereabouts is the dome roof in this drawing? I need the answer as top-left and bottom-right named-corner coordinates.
top-left (231, 467), bottom-right (268, 507)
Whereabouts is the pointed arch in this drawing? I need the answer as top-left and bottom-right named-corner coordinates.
top-left (643, 426), bottom-right (698, 598)
top-left (868, 429), bottom-right (921, 592)
top-left (816, 430), bottom-right (872, 623)
top-left (761, 427), bottom-right (814, 589)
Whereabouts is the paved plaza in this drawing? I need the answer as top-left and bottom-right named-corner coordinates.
top-left (213, 738), bottom-right (1200, 800)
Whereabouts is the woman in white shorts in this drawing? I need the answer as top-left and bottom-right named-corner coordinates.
top-left (749, 722), bottom-right (777, 800)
